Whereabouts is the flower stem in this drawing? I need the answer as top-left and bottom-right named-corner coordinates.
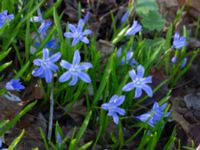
top-left (48, 81), bottom-right (54, 141)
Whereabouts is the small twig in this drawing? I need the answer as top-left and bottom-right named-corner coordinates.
top-left (48, 81), bottom-right (54, 141)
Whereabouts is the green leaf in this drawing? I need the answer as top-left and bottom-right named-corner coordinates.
top-left (0, 48), bottom-right (11, 61)
top-left (0, 61), bottom-right (12, 72)
top-left (8, 130), bottom-right (25, 150)
top-left (140, 11), bottom-right (165, 31)
top-left (79, 141), bottom-right (93, 150)
top-left (136, 0), bottom-right (159, 15)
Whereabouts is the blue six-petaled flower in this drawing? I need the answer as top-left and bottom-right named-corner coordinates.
top-left (64, 19), bottom-right (92, 46)
top-left (101, 95), bottom-right (126, 124)
top-left (173, 32), bottom-right (187, 49)
top-left (122, 65), bottom-right (153, 98)
top-left (59, 50), bottom-right (93, 86)
top-left (5, 79), bottom-right (25, 91)
top-left (125, 20), bottom-right (142, 36)
top-left (32, 48), bottom-right (61, 83)
top-left (0, 10), bottom-right (14, 28)
top-left (136, 102), bottom-right (170, 127)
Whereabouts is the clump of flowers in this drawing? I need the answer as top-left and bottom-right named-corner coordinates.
top-left (173, 32), bottom-right (187, 49)
top-left (0, 10), bottom-right (14, 28)
top-left (171, 56), bottom-right (187, 68)
top-left (125, 20), bottom-right (142, 36)
top-left (5, 79), bottom-right (25, 91)
top-left (101, 95), bottom-right (126, 124)
top-left (59, 50), bottom-right (93, 86)
top-left (123, 65), bottom-right (153, 98)
top-left (32, 48), bottom-right (61, 83)
top-left (116, 48), bottom-right (138, 66)
top-left (64, 19), bottom-right (92, 46)
top-left (136, 102), bottom-right (170, 127)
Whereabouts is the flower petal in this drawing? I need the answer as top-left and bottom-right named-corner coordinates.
top-left (77, 19), bottom-right (84, 31)
top-left (77, 71), bottom-right (91, 83)
top-left (32, 67), bottom-right (44, 77)
top-left (48, 63), bottom-right (59, 72)
top-left (142, 85), bottom-right (153, 97)
top-left (112, 113), bottom-right (119, 124)
top-left (64, 32), bottom-right (73, 38)
top-left (69, 76), bottom-right (78, 86)
top-left (115, 95), bottom-right (125, 106)
top-left (44, 69), bottom-right (52, 83)
top-left (72, 38), bottom-right (79, 46)
top-left (83, 29), bottom-right (92, 35)
top-left (129, 70), bottom-right (136, 80)
top-left (122, 82), bottom-right (135, 92)
top-left (101, 103), bottom-right (110, 111)
top-left (109, 95), bottom-right (118, 103)
top-left (113, 107), bottom-right (125, 116)
top-left (143, 76), bottom-right (152, 84)
top-left (59, 71), bottom-right (72, 82)
top-left (68, 24), bottom-right (76, 32)
top-left (77, 62), bottom-right (93, 70)
top-left (73, 50), bottom-right (81, 65)
top-left (81, 37), bottom-right (89, 44)
top-left (60, 60), bottom-right (72, 70)
top-left (137, 65), bottom-right (145, 78)
top-left (42, 48), bottom-right (49, 60)
top-left (49, 52), bottom-right (61, 62)
top-left (135, 87), bottom-right (142, 98)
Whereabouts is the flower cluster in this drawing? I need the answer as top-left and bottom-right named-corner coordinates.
top-left (0, 8), bottom-right (174, 129)
top-left (136, 102), bottom-right (170, 127)
top-left (0, 10), bottom-right (14, 28)
top-left (30, 11), bottom-right (58, 54)
top-left (171, 56), bottom-right (187, 69)
top-left (171, 32), bottom-right (188, 69)
top-left (32, 49), bottom-right (93, 86)
top-left (116, 48), bottom-right (138, 66)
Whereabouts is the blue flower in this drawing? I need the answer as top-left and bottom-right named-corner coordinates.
top-left (0, 10), bottom-right (14, 28)
top-left (122, 65), bottom-right (153, 98)
top-left (125, 20), bottom-right (142, 36)
top-left (59, 50), bottom-right (93, 86)
top-left (173, 32), bottom-right (187, 49)
top-left (5, 79), bottom-right (25, 91)
top-left (32, 48), bottom-right (61, 83)
top-left (120, 11), bottom-right (129, 23)
top-left (101, 95), bottom-right (126, 124)
top-left (136, 102), bottom-right (170, 127)
top-left (116, 48), bottom-right (138, 66)
top-left (64, 19), bottom-right (92, 46)
top-left (38, 20), bottom-right (52, 35)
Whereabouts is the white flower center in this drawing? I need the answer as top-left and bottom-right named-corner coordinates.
top-left (134, 77), bottom-right (143, 85)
